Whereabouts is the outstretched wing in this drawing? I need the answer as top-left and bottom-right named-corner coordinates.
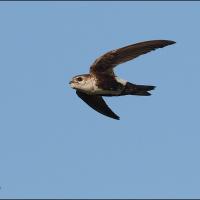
top-left (76, 90), bottom-right (120, 120)
top-left (90, 40), bottom-right (175, 75)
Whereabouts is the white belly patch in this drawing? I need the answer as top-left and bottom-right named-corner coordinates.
top-left (115, 77), bottom-right (127, 86)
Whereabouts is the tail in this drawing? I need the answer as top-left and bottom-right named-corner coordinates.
top-left (122, 82), bottom-right (156, 96)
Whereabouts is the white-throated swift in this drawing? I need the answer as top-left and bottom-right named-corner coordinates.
top-left (69, 40), bottom-right (175, 120)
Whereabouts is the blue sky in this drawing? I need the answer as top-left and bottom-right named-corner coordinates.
top-left (0, 1), bottom-right (200, 198)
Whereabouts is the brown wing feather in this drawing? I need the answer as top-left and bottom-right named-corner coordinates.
top-left (76, 90), bottom-right (120, 120)
top-left (90, 40), bottom-right (176, 75)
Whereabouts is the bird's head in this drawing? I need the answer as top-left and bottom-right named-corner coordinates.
top-left (69, 74), bottom-right (92, 91)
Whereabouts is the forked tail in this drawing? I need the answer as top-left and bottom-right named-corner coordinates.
top-left (122, 82), bottom-right (156, 96)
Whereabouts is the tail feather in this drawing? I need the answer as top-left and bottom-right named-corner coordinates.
top-left (122, 82), bottom-right (156, 96)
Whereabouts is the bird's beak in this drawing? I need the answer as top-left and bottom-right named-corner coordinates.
top-left (69, 80), bottom-right (73, 84)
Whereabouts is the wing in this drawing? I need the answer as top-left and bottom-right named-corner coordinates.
top-left (90, 40), bottom-right (176, 75)
top-left (76, 90), bottom-right (120, 120)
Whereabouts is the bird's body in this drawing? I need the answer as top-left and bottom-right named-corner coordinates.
top-left (70, 74), bottom-right (126, 96)
top-left (69, 40), bottom-right (176, 120)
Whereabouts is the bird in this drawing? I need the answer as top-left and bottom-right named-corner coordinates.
top-left (69, 40), bottom-right (176, 120)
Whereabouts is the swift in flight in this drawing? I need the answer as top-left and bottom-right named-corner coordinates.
top-left (69, 40), bottom-right (175, 120)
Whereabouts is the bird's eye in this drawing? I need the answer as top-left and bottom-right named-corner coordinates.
top-left (77, 77), bottom-right (83, 82)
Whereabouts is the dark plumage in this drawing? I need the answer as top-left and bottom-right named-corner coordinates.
top-left (69, 40), bottom-right (176, 120)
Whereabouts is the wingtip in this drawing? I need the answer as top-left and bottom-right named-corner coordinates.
top-left (166, 40), bottom-right (176, 45)
top-left (102, 114), bottom-right (120, 120)
top-left (115, 116), bottom-right (120, 120)
top-left (111, 115), bottom-right (120, 120)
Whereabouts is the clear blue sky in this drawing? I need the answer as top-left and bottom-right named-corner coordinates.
top-left (0, 2), bottom-right (200, 198)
